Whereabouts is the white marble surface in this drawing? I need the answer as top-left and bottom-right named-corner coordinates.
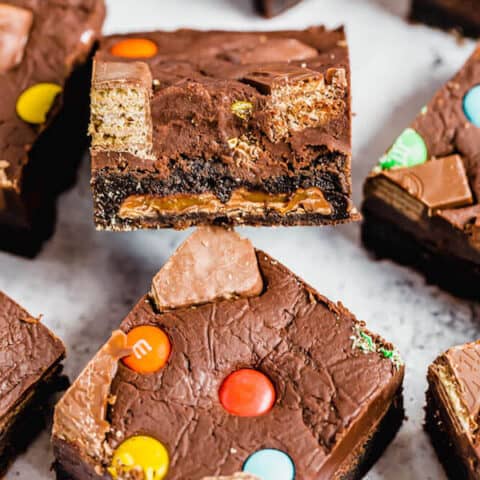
top-left (2, 0), bottom-right (480, 478)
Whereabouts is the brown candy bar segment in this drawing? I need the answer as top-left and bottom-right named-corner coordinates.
top-left (381, 155), bottom-right (473, 211)
top-left (53, 330), bottom-right (131, 463)
top-left (89, 60), bottom-right (153, 159)
top-left (223, 38), bottom-right (317, 64)
top-left (0, 3), bottom-right (33, 73)
top-left (151, 227), bottom-right (263, 311)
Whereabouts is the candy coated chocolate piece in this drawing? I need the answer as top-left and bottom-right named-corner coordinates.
top-left (150, 227), bottom-right (263, 311)
top-left (219, 369), bottom-right (276, 417)
top-left (0, 3), bottom-right (33, 73)
top-left (380, 128), bottom-right (428, 170)
top-left (16, 83), bottom-right (62, 124)
top-left (110, 38), bottom-right (158, 58)
top-left (463, 85), bottom-right (480, 128)
top-left (109, 435), bottom-right (169, 479)
top-left (382, 155), bottom-right (473, 210)
top-left (243, 449), bottom-right (295, 480)
top-left (122, 325), bottom-right (171, 374)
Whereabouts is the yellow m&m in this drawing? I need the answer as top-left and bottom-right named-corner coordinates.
top-left (109, 435), bottom-right (169, 480)
top-left (16, 83), bottom-right (62, 124)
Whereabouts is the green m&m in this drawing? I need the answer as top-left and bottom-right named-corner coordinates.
top-left (379, 128), bottom-right (428, 170)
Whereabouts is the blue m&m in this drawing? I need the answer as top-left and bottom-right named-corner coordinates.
top-left (463, 85), bottom-right (480, 128)
top-left (243, 449), bottom-right (295, 480)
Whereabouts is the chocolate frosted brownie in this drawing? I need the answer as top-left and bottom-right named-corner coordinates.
top-left (90, 27), bottom-right (359, 231)
top-left (362, 46), bottom-right (480, 299)
top-left (0, 290), bottom-right (65, 474)
top-left (0, 0), bottom-right (105, 256)
top-left (425, 340), bottom-right (480, 479)
top-left (254, 0), bottom-right (302, 17)
top-left (53, 227), bottom-right (404, 479)
top-left (410, 0), bottom-right (480, 38)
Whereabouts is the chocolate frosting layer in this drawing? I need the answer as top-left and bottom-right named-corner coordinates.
top-left (151, 227), bottom-right (263, 311)
top-left (93, 26), bottom-right (351, 182)
top-left (53, 331), bottom-right (131, 465)
top-left (0, 0), bottom-right (105, 192)
top-left (0, 290), bottom-right (65, 421)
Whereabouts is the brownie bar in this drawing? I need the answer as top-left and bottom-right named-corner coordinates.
top-left (362, 46), bottom-right (480, 298)
top-left (254, 0), bottom-right (303, 17)
top-left (52, 227), bottom-right (403, 479)
top-left (0, 0), bottom-right (105, 257)
top-left (0, 290), bottom-right (66, 474)
top-left (425, 341), bottom-right (480, 479)
top-left (90, 27), bottom-right (359, 231)
top-left (410, 0), bottom-right (480, 38)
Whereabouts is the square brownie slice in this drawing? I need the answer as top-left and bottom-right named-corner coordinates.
top-left (0, 290), bottom-right (65, 474)
top-left (362, 46), bottom-right (480, 299)
top-left (53, 227), bottom-right (404, 480)
top-left (426, 340), bottom-right (480, 479)
top-left (0, 0), bottom-right (105, 257)
top-left (90, 27), bottom-right (359, 231)
top-left (254, 0), bottom-right (303, 17)
top-left (410, 0), bottom-right (480, 38)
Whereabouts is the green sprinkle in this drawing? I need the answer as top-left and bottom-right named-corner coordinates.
top-left (231, 100), bottom-right (253, 120)
top-left (379, 348), bottom-right (393, 359)
top-left (360, 331), bottom-right (374, 349)
top-left (421, 105), bottom-right (428, 115)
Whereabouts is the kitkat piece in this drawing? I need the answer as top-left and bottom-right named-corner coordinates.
top-left (425, 341), bottom-right (480, 479)
top-left (90, 27), bottom-right (358, 231)
top-left (410, 0), bottom-right (480, 38)
top-left (254, 0), bottom-right (303, 17)
top-left (53, 227), bottom-right (404, 480)
top-left (362, 46), bottom-right (480, 299)
top-left (0, 0), bottom-right (105, 257)
top-left (0, 290), bottom-right (65, 474)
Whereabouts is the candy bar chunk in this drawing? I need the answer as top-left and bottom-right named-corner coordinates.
top-left (362, 46), bottom-right (480, 299)
top-left (0, 290), bottom-right (65, 474)
top-left (52, 227), bottom-right (404, 480)
top-left (151, 227), bottom-right (263, 310)
top-left (91, 27), bottom-right (358, 231)
top-left (89, 60), bottom-right (153, 160)
top-left (426, 340), bottom-right (480, 479)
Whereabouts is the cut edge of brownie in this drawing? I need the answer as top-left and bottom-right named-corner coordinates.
top-left (410, 0), bottom-right (480, 38)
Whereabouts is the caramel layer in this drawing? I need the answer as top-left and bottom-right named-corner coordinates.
top-left (118, 187), bottom-right (332, 219)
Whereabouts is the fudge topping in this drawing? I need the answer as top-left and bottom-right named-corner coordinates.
top-left (0, 290), bottom-right (65, 420)
top-left (150, 227), bottom-right (263, 311)
top-left (381, 155), bottom-right (473, 211)
top-left (53, 330), bottom-right (131, 462)
top-left (0, 3), bottom-right (33, 73)
top-left (202, 474), bottom-right (259, 480)
top-left (444, 342), bottom-right (480, 424)
top-left (437, 204), bottom-right (480, 231)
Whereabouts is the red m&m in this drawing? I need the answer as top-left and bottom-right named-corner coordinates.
top-left (219, 369), bottom-right (276, 417)
top-left (122, 325), bottom-right (171, 374)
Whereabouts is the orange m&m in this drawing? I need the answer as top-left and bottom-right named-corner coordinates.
top-left (110, 38), bottom-right (158, 58)
top-left (122, 325), bottom-right (171, 374)
top-left (219, 369), bottom-right (276, 417)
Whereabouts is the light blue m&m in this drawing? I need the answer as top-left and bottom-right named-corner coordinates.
top-left (463, 85), bottom-right (480, 127)
top-left (243, 449), bottom-right (295, 480)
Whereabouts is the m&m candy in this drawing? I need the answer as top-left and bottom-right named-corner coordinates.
top-left (243, 448), bottom-right (295, 480)
top-left (110, 38), bottom-right (158, 58)
top-left (463, 85), bottom-right (480, 128)
top-left (379, 128), bottom-right (427, 170)
top-left (16, 83), bottom-right (62, 124)
top-left (122, 325), bottom-right (171, 374)
top-left (109, 435), bottom-right (169, 480)
top-left (219, 369), bottom-right (276, 417)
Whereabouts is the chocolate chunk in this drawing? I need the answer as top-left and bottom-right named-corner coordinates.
top-left (150, 226), bottom-right (263, 311)
top-left (436, 204), bottom-right (480, 231)
top-left (223, 38), bottom-right (317, 64)
top-left (92, 60), bottom-right (153, 89)
top-left (381, 155), bottom-right (473, 211)
top-left (53, 331), bottom-right (131, 464)
top-left (254, 0), bottom-right (303, 17)
top-left (0, 4), bottom-right (33, 73)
